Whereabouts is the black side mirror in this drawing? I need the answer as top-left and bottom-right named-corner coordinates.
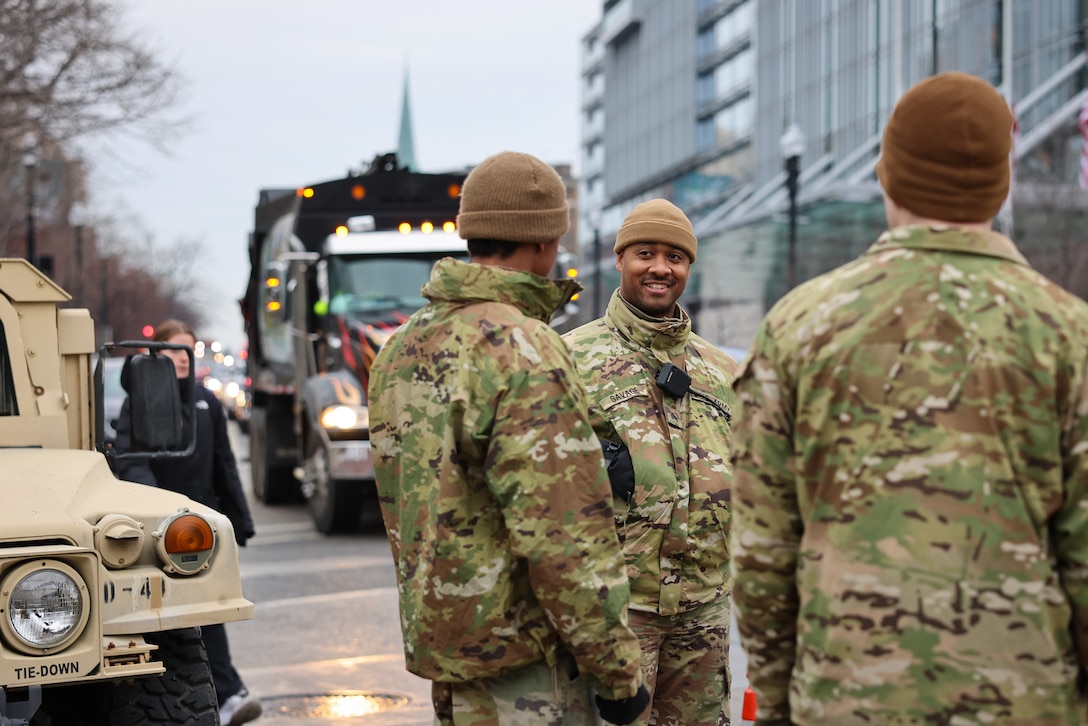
top-left (124, 353), bottom-right (185, 451)
top-left (97, 341), bottom-right (196, 460)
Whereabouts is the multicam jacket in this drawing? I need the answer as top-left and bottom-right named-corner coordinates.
top-left (564, 291), bottom-right (738, 615)
top-left (368, 258), bottom-right (643, 700)
top-left (731, 225), bottom-right (1088, 725)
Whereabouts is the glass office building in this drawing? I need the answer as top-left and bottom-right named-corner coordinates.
top-left (579, 0), bottom-right (1088, 345)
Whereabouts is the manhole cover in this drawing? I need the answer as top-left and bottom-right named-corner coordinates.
top-left (260, 691), bottom-right (411, 719)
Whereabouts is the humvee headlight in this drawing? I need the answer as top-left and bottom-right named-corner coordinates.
top-left (320, 405), bottom-right (369, 431)
top-left (2, 560), bottom-right (88, 654)
top-left (152, 510), bottom-right (216, 576)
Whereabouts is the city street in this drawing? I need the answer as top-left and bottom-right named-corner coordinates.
top-left (224, 423), bottom-right (751, 724)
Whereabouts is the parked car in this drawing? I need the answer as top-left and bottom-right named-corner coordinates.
top-left (201, 361), bottom-right (250, 434)
top-left (231, 382), bottom-right (252, 434)
top-left (98, 355), bottom-right (127, 446)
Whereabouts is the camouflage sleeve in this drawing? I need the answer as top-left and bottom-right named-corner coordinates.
top-left (487, 327), bottom-right (643, 700)
top-left (730, 324), bottom-right (801, 720)
top-left (1056, 364), bottom-right (1088, 677)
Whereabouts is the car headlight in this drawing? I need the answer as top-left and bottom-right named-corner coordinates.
top-left (152, 510), bottom-right (216, 576)
top-left (2, 560), bottom-right (88, 654)
top-left (320, 405), bottom-right (369, 431)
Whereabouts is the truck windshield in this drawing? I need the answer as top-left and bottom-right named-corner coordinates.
top-left (327, 252), bottom-right (466, 318)
top-left (0, 321), bottom-right (15, 415)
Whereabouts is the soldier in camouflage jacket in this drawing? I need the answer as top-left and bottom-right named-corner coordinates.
top-left (731, 73), bottom-right (1088, 725)
top-left (565, 199), bottom-right (738, 725)
top-left (369, 151), bottom-right (648, 726)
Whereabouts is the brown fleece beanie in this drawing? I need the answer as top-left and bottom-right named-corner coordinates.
top-left (457, 151), bottom-right (570, 243)
top-left (614, 199), bottom-right (698, 263)
top-left (875, 72), bottom-right (1013, 223)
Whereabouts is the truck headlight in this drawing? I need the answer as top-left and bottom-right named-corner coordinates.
top-left (320, 405), bottom-right (369, 431)
top-left (152, 510), bottom-right (216, 576)
top-left (2, 560), bottom-right (88, 654)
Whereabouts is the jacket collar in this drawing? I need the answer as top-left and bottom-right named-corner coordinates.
top-left (422, 257), bottom-right (581, 323)
top-left (865, 225), bottom-right (1030, 266)
top-left (604, 289), bottom-right (690, 360)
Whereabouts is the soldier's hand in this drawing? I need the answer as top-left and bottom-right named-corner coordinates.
top-left (595, 685), bottom-right (650, 725)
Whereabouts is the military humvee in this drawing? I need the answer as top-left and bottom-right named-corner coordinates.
top-left (0, 259), bottom-right (253, 725)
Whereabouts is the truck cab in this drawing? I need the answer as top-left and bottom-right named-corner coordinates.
top-left (243, 153), bottom-right (580, 534)
top-left (243, 154), bottom-right (467, 533)
top-left (255, 215), bottom-right (467, 533)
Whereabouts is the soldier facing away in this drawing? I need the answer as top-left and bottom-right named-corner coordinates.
top-left (368, 150), bottom-right (649, 725)
top-left (731, 71), bottom-right (1088, 724)
top-left (564, 199), bottom-right (738, 725)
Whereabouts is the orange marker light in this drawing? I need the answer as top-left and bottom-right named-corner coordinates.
top-left (299, 187), bottom-right (315, 199)
top-left (447, 183), bottom-right (462, 198)
top-left (351, 184), bottom-right (366, 200)
top-left (163, 515), bottom-right (214, 554)
top-left (398, 222), bottom-right (411, 234)
top-left (335, 225), bottom-right (348, 237)
top-left (442, 221), bottom-right (456, 233)
top-left (421, 222), bottom-right (434, 233)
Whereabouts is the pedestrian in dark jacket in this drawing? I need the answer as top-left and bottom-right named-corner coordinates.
top-left (113, 319), bottom-right (261, 726)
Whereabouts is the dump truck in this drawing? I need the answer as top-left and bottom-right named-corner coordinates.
top-left (0, 258), bottom-right (253, 725)
top-left (241, 153), bottom-right (581, 534)
top-left (240, 153), bottom-right (469, 533)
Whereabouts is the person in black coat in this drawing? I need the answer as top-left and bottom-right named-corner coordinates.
top-left (113, 319), bottom-right (261, 726)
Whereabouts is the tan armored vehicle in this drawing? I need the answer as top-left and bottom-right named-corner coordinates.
top-left (0, 259), bottom-right (253, 725)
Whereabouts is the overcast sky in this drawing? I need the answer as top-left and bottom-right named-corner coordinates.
top-left (93, 1), bottom-right (601, 349)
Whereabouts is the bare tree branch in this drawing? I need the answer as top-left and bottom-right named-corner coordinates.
top-left (0, 0), bottom-right (190, 162)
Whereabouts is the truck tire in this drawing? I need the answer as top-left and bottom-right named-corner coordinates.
top-left (305, 431), bottom-right (362, 534)
top-left (34, 628), bottom-right (218, 726)
top-left (249, 406), bottom-right (297, 504)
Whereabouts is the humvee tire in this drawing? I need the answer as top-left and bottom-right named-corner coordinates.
top-left (36, 628), bottom-right (218, 726)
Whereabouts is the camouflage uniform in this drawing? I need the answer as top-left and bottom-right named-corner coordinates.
top-left (369, 258), bottom-right (644, 724)
top-left (564, 290), bottom-right (738, 725)
top-left (731, 226), bottom-right (1088, 725)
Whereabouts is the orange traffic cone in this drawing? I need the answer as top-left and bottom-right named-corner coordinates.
top-left (742, 672), bottom-right (758, 722)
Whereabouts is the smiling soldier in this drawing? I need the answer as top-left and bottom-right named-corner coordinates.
top-left (564, 199), bottom-right (738, 726)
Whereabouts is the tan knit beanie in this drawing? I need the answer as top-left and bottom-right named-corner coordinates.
top-left (614, 199), bottom-right (697, 263)
top-left (875, 72), bottom-right (1014, 223)
top-left (457, 151), bottom-right (570, 243)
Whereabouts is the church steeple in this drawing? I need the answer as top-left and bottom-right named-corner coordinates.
top-left (397, 64), bottom-right (417, 172)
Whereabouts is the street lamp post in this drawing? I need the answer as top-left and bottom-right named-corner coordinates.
top-left (779, 123), bottom-right (806, 291)
top-left (100, 256), bottom-right (112, 346)
top-left (21, 132), bottom-right (38, 270)
top-left (69, 201), bottom-right (88, 300)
